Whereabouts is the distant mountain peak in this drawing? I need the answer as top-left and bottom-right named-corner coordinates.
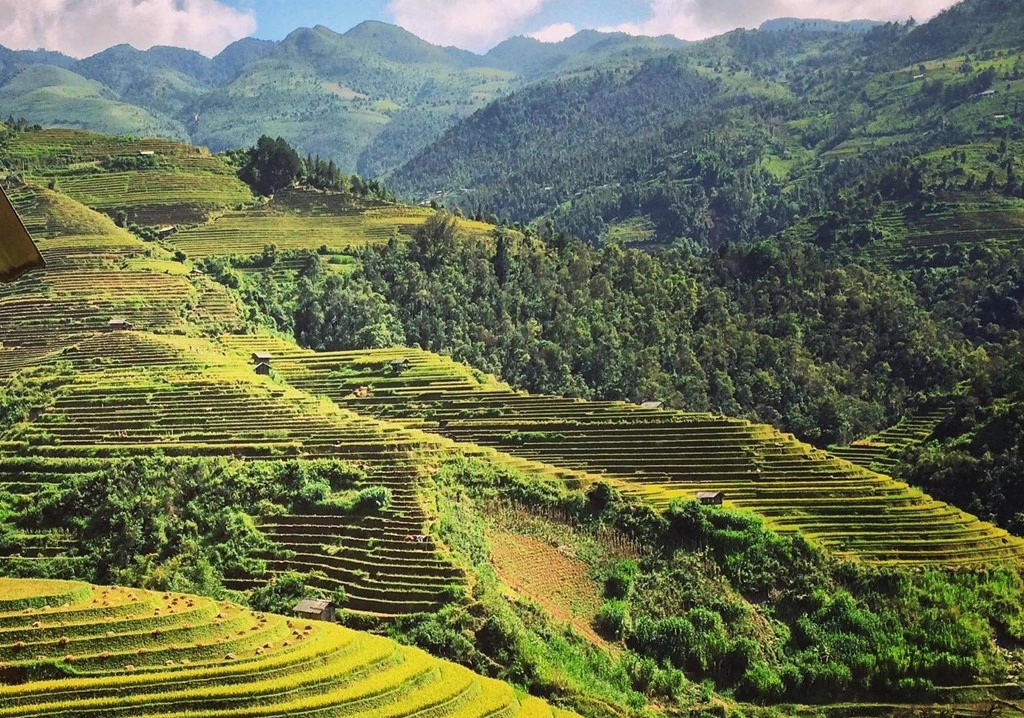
top-left (758, 17), bottom-right (884, 33)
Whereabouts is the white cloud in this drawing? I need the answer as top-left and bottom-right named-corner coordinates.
top-left (603, 0), bottom-right (960, 41)
top-left (529, 22), bottom-right (578, 43)
top-left (0, 0), bottom-right (257, 58)
top-left (387, 0), bottom-right (551, 51)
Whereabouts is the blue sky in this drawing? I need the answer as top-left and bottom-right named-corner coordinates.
top-left (224, 0), bottom-right (959, 52)
top-left (2, 0), bottom-right (961, 59)
top-left (226, 0), bottom-right (648, 42)
top-left (224, 0), bottom-right (655, 49)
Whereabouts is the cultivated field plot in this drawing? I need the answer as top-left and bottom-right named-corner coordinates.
top-left (829, 407), bottom-right (948, 473)
top-left (48, 170), bottom-right (252, 224)
top-left (0, 578), bottom-right (573, 717)
top-left (489, 530), bottom-right (606, 647)
top-left (0, 354), bottom-right (463, 617)
top-left (256, 344), bottom-right (1024, 568)
top-left (168, 201), bottom-right (493, 259)
top-left (5, 129), bottom-right (227, 170)
top-left (9, 128), bottom-right (253, 226)
top-left (0, 188), bottom-right (460, 617)
top-left (0, 199), bottom-right (245, 378)
top-left (871, 199), bottom-right (1024, 259)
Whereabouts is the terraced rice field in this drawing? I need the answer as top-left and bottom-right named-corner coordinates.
top-left (168, 198), bottom-right (493, 259)
top-left (9, 128), bottom-right (253, 226)
top-left (250, 344), bottom-right (1024, 568)
top-left (0, 199), bottom-right (243, 378)
top-left (0, 347), bottom-right (464, 616)
top-left (47, 170), bottom-right (252, 226)
top-left (5, 129), bottom-right (228, 170)
top-left (829, 407), bottom-right (948, 473)
top-left (870, 199), bottom-right (1024, 259)
top-left (0, 577), bottom-right (573, 718)
top-left (0, 189), bottom-right (461, 617)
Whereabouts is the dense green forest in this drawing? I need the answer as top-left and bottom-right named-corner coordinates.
top-left (233, 212), bottom-right (1017, 454)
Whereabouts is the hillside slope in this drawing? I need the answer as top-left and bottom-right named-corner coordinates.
top-left (3, 127), bottom-right (1024, 713)
top-left (0, 577), bottom-right (572, 717)
top-left (390, 0), bottom-right (1024, 245)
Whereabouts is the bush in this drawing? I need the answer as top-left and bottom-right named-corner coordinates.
top-left (737, 663), bottom-right (785, 702)
top-left (595, 600), bottom-right (630, 640)
top-left (353, 486), bottom-right (392, 512)
top-left (604, 559), bottom-right (639, 599)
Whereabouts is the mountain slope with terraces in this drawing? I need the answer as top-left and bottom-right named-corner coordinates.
top-left (1, 137), bottom-right (1023, 571)
top-left (0, 577), bottom-right (572, 718)
top-left (4, 124), bottom-right (1024, 713)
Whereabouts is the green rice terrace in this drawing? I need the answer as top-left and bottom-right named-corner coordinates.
top-left (1, 179), bottom-right (1022, 592)
top-left (248, 344), bottom-right (1024, 567)
top-left (829, 408), bottom-right (950, 474)
top-left (5, 128), bottom-right (253, 226)
top-left (3, 119), bottom-right (1024, 714)
top-left (168, 188), bottom-right (494, 259)
top-left (0, 577), bottom-right (572, 718)
top-left (868, 196), bottom-right (1024, 260)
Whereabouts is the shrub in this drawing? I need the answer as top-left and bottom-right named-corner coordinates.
top-left (595, 600), bottom-right (630, 641)
top-left (353, 486), bottom-right (392, 512)
top-left (604, 559), bottom-right (639, 599)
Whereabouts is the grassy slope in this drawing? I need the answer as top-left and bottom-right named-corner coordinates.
top-left (0, 66), bottom-right (188, 140)
top-left (3, 127), bottom-right (1024, 714)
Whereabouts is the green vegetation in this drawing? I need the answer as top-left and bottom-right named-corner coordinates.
top-left (273, 213), bottom-right (966, 449)
top-left (386, 456), bottom-right (1024, 711)
top-left (0, 22), bottom-right (679, 175)
top-left (264, 343), bottom-right (1023, 567)
top-left (895, 348), bottom-right (1024, 533)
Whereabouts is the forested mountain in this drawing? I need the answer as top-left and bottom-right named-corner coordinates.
top-left (0, 24), bottom-right (679, 176)
top-left (391, 0), bottom-right (1024, 246)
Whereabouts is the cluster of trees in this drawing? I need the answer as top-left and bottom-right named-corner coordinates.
top-left (236, 135), bottom-right (392, 199)
top-left (2, 116), bottom-right (41, 133)
top-left (896, 344), bottom-right (1024, 532)
top-left (238, 135), bottom-right (303, 196)
top-left (2, 455), bottom-right (369, 594)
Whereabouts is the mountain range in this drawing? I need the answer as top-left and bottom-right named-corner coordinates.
top-left (0, 22), bottom-right (682, 177)
top-left (2, 0), bottom-right (1022, 248)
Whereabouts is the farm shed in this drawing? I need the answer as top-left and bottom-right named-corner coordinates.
top-left (696, 491), bottom-right (725, 506)
top-left (0, 185), bottom-right (44, 283)
top-left (251, 352), bottom-right (273, 366)
top-left (390, 358), bottom-right (410, 373)
top-left (107, 319), bottom-right (134, 331)
top-left (293, 599), bottom-right (336, 623)
top-left (640, 401), bottom-right (663, 410)
top-left (254, 362), bottom-right (272, 376)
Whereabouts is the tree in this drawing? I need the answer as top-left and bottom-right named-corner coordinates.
top-left (239, 136), bottom-right (302, 196)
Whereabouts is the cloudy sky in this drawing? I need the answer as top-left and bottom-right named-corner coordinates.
top-left (0, 0), bottom-right (962, 58)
